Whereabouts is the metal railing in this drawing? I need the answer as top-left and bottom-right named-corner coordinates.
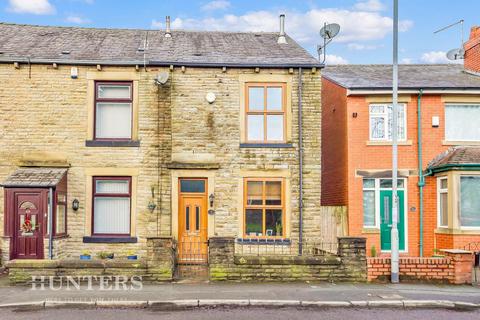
top-left (177, 236), bottom-right (208, 265)
top-left (235, 239), bottom-right (338, 257)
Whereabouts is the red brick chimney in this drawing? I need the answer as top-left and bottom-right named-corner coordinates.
top-left (464, 26), bottom-right (480, 74)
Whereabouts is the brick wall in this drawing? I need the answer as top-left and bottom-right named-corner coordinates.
top-left (367, 250), bottom-right (474, 284)
top-left (464, 26), bottom-right (480, 74)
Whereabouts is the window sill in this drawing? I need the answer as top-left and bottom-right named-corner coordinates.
top-left (83, 236), bottom-right (137, 243)
top-left (53, 234), bottom-right (69, 240)
top-left (85, 140), bottom-right (140, 147)
top-left (442, 140), bottom-right (480, 146)
top-left (434, 228), bottom-right (480, 235)
top-left (236, 238), bottom-right (291, 245)
top-left (240, 143), bottom-right (293, 148)
top-left (366, 140), bottom-right (412, 146)
top-left (362, 228), bottom-right (380, 234)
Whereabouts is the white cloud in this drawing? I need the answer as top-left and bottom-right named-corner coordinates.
top-left (7, 0), bottom-right (55, 15)
top-left (354, 0), bottom-right (385, 12)
top-left (151, 9), bottom-right (413, 53)
top-left (66, 15), bottom-right (91, 24)
top-left (325, 54), bottom-right (349, 64)
top-left (421, 51), bottom-right (462, 64)
top-left (201, 0), bottom-right (230, 11)
top-left (400, 58), bottom-right (413, 64)
top-left (347, 43), bottom-right (382, 50)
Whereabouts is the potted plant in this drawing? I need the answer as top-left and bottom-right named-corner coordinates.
top-left (126, 250), bottom-right (138, 260)
top-left (80, 250), bottom-right (91, 260)
top-left (97, 251), bottom-right (115, 260)
top-left (370, 245), bottom-right (377, 257)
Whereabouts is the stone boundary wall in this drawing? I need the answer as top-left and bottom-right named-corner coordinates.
top-left (7, 237), bottom-right (175, 284)
top-left (209, 237), bottom-right (367, 282)
top-left (368, 250), bottom-right (474, 284)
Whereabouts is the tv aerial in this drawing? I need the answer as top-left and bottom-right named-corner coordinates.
top-left (317, 23), bottom-right (341, 64)
top-left (433, 19), bottom-right (465, 61)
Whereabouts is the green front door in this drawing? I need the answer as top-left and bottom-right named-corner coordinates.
top-left (380, 190), bottom-right (405, 251)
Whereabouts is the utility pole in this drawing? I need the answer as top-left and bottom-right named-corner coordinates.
top-left (391, 0), bottom-right (400, 284)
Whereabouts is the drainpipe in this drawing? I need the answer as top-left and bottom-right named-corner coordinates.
top-left (417, 89), bottom-right (424, 257)
top-left (48, 188), bottom-right (54, 259)
top-left (298, 67), bottom-right (303, 255)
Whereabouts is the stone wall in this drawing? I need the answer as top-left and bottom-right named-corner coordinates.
top-left (367, 249), bottom-right (474, 284)
top-left (146, 237), bottom-right (175, 282)
top-left (0, 63), bottom-right (322, 263)
top-left (209, 237), bottom-right (367, 282)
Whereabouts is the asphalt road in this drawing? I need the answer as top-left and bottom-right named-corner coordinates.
top-left (1, 307), bottom-right (480, 320)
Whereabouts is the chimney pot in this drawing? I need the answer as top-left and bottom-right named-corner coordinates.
top-left (277, 14), bottom-right (287, 44)
top-left (165, 16), bottom-right (172, 38)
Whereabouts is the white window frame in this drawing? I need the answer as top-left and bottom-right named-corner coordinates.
top-left (369, 103), bottom-right (407, 142)
top-left (362, 179), bottom-right (377, 228)
top-left (437, 177), bottom-right (448, 228)
top-left (459, 174), bottom-right (480, 230)
top-left (444, 103), bottom-right (480, 142)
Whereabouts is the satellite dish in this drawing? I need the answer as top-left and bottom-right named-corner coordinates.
top-left (320, 23), bottom-right (341, 40)
top-left (155, 72), bottom-right (170, 85)
top-left (446, 48), bottom-right (465, 60)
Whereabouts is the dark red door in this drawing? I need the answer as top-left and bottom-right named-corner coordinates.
top-left (12, 190), bottom-right (45, 259)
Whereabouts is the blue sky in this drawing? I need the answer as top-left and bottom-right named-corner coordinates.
top-left (0, 0), bottom-right (478, 64)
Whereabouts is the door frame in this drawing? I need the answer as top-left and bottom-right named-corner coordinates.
top-left (5, 188), bottom-right (48, 260)
top-left (369, 178), bottom-right (409, 253)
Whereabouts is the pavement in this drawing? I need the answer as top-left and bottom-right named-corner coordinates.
top-left (0, 274), bottom-right (480, 310)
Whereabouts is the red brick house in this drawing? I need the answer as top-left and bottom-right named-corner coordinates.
top-left (322, 26), bottom-right (480, 257)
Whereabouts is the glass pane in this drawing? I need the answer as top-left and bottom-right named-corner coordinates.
top-left (460, 177), bottom-right (480, 227)
top-left (180, 180), bottom-right (205, 193)
top-left (57, 193), bottom-right (66, 203)
top-left (266, 115), bottom-right (284, 141)
top-left (97, 84), bottom-right (131, 99)
top-left (265, 181), bottom-right (281, 205)
top-left (446, 105), bottom-right (480, 141)
top-left (96, 103), bottom-right (132, 139)
top-left (370, 105), bottom-right (385, 113)
top-left (248, 87), bottom-right (264, 111)
top-left (440, 178), bottom-right (448, 189)
top-left (93, 197), bottom-right (130, 234)
top-left (247, 181), bottom-right (263, 205)
top-left (379, 179), bottom-right (404, 188)
top-left (245, 209), bottom-right (263, 236)
top-left (370, 116), bottom-right (385, 139)
top-left (363, 190), bottom-right (375, 227)
top-left (363, 179), bottom-right (375, 189)
top-left (195, 206), bottom-right (200, 231)
top-left (96, 180), bottom-right (129, 194)
top-left (56, 204), bottom-right (66, 234)
top-left (265, 209), bottom-right (282, 236)
top-left (440, 192), bottom-right (448, 227)
top-left (247, 115), bottom-right (264, 141)
top-left (185, 206), bottom-right (190, 231)
top-left (387, 105), bottom-right (406, 141)
top-left (266, 87), bottom-right (282, 111)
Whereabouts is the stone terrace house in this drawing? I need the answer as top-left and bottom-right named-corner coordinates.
top-left (321, 26), bottom-right (480, 257)
top-left (0, 19), bottom-right (322, 273)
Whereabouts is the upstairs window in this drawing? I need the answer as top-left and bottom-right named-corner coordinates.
top-left (445, 104), bottom-right (480, 141)
top-left (94, 82), bottom-right (133, 140)
top-left (245, 83), bottom-right (286, 143)
top-left (369, 104), bottom-right (406, 141)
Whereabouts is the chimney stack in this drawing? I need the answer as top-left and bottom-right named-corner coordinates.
top-left (277, 14), bottom-right (287, 44)
top-left (165, 16), bottom-right (172, 38)
top-left (464, 26), bottom-right (480, 74)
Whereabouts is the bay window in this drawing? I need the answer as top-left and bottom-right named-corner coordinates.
top-left (369, 104), bottom-right (406, 141)
top-left (445, 104), bottom-right (480, 141)
top-left (460, 176), bottom-right (480, 228)
top-left (437, 177), bottom-right (448, 228)
top-left (92, 177), bottom-right (131, 235)
top-left (94, 82), bottom-right (133, 140)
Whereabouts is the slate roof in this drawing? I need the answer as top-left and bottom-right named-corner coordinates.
top-left (0, 23), bottom-right (320, 68)
top-left (323, 64), bottom-right (480, 90)
top-left (1, 168), bottom-right (67, 187)
top-left (428, 147), bottom-right (480, 170)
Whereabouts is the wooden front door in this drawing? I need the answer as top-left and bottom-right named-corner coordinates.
top-left (12, 190), bottom-right (46, 259)
top-left (178, 179), bottom-right (208, 264)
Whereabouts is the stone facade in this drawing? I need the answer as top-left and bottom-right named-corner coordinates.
top-left (0, 63), bottom-right (322, 266)
top-left (209, 237), bottom-right (367, 282)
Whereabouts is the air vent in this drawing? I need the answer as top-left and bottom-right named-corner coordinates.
top-left (61, 50), bottom-right (71, 55)
top-left (193, 53), bottom-right (202, 56)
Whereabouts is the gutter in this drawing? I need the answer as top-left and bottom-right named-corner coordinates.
top-left (417, 89), bottom-right (424, 257)
top-left (346, 89), bottom-right (480, 95)
top-left (0, 57), bottom-right (324, 69)
top-left (427, 163), bottom-right (480, 174)
top-left (298, 67), bottom-right (303, 255)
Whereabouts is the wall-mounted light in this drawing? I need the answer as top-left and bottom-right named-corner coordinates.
top-left (72, 199), bottom-right (80, 211)
top-left (148, 201), bottom-right (157, 213)
top-left (209, 194), bottom-right (215, 207)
